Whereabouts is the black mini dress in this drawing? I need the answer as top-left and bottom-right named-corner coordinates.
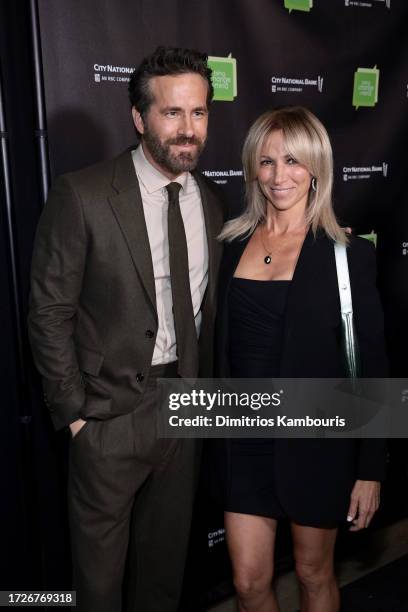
top-left (225, 277), bottom-right (290, 519)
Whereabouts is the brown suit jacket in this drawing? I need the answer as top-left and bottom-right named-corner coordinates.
top-left (28, 150), bottom-right (226, 430)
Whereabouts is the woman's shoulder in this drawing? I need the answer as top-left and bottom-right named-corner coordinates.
top-left (223, 231), bottom-right (252, 252)
top-left (344, 235), bottom-right (378, 285)
top-left (315, 229), bottom-right (376, 258)
top-left (346, 234), bottom-right (376, 261)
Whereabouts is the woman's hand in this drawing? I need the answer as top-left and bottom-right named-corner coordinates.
top-left (347, 480), bottom-right (381, 531)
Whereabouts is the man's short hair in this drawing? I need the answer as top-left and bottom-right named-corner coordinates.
top-left (128, 46), bottom-right (214, 118)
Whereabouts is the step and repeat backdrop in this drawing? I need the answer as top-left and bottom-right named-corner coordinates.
top-left (36, 0), bottom-right (408, 605)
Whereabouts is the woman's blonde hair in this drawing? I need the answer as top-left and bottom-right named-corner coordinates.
top-left (219, 106), bottom-right (346, 244)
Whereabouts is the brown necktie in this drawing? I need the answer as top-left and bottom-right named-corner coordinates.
top-left (166, 182), bottom-right (199, 378)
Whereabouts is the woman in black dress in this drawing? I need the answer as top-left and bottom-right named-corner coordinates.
top-left (215, 106), bottom-right (387, 612)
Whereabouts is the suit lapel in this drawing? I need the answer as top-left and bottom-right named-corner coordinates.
top-left (107, 156), bottom-right (226, 324)
top-left (108, 151), bottom-right (157, 316)
top-left (193, 173), bottom-right (224, 307)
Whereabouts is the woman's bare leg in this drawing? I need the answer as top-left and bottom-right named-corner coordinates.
top-left (225, 511), bottom-right (279, 612)
top-left (291, 523), bottom-right (339, 612)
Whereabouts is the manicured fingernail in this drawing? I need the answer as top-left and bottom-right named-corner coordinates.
top-left (347, 515), bottom-right (353, 522)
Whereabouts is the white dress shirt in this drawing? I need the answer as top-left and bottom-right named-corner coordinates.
top-left (132, 145), bottom-right (208, 365)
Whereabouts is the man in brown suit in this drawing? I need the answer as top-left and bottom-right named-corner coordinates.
top-left (28, 46), bottom-right (226, 612)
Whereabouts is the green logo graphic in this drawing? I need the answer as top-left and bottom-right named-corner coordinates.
top-left (284, 0), bottom-right (313, 12)
top-left (208, 54), bottom-right (237, 102)
top-left (359, 232), bottom-right (377, 247)
top-left (352, 66), bottom-right (380, 109)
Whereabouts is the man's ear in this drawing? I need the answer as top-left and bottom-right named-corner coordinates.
top-left (132, 107), bottom-right (145, 135)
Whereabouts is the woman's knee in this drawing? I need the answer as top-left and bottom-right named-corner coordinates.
top-left (295, 558), bottom-right (335, 593)
top-left (233, 565), bottom-right (274, 602)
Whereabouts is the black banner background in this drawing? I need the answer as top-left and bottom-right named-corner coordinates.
top-left (27, 0), bottom-right (408, 605)
top-left (37, 1), bottom-right (408, 376)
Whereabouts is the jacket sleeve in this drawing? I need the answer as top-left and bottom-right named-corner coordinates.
top-left (28, 175), bottom-right (87, 430)
top-left (348, 237), bottom-right (389, 481)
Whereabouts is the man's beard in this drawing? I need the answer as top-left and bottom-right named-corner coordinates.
top-left (142, 127), bottom-right (206, 176)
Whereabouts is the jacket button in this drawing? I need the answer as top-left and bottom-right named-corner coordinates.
top-left (136, 373), bottom-right (144, 383)
top-left (145, 330), bottom-right (154, 338)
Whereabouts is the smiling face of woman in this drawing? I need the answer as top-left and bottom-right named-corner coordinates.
top-left (257, 129), bottom-right (312, 218)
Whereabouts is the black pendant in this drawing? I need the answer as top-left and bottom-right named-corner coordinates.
top-left (264, 255), bottom-right (271, 264)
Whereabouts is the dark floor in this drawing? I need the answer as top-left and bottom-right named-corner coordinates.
top-left (208, 518), bottom-right (408, 612)
top-left (340, 554), bottom-right (408, 612)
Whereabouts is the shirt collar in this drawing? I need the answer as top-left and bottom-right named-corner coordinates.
top-left (132, 144), bottom-right (189, 195)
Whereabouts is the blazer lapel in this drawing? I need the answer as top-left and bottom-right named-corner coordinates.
top-left (228, 234), bottom-right (251, 277)
top-left (108, 151), bottom-right (157, 317)
top-left (216, 234), bottom-right (251, 376)
top-left (280, 228), bottom-right (324, 374)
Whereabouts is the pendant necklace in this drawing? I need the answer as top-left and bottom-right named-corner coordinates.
top-left (259, 225), bottom-right (273, 265)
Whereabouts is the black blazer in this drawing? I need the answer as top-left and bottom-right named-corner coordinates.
top-left (211, 228), bottom-right (388, 526)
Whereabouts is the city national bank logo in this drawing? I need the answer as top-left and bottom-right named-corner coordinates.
top-left (345, 0), bottom-right (390, 8)
top-left (352, 66), bottom-right (380, 108)
top-left (271, 74), bottom-right (323, 94)
top-left (93, 63), bottom-right (135, 84)
top-left (285, 0), bottom-right (313, 12)
top-left (203, 168), bottom-right (243, 186)
top-left (208, 54), bottom-right (237, 102)
top-left (208, 528), bottom-right (225, 548)
top-left (343, 162), bottom-right (388, 182)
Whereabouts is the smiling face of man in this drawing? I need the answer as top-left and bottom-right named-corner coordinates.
top-left (257, 129), bottom-right (312, 217)
top-left (132, 73), bottom-right (209, 179)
